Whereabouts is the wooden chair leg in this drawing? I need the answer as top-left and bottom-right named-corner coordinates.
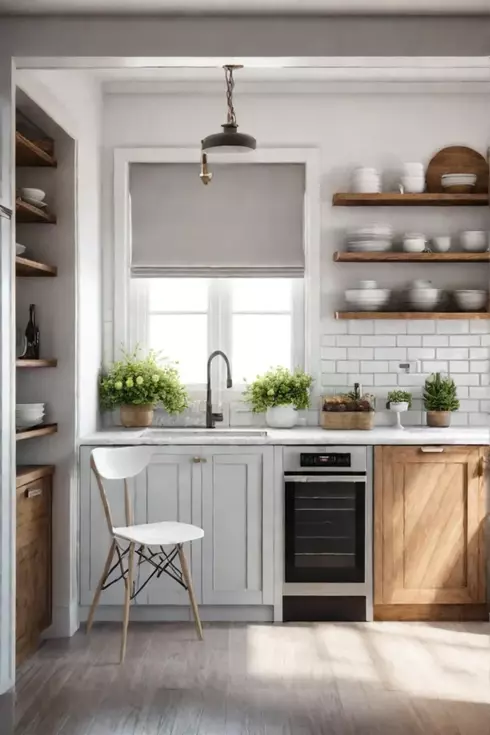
top-left (86, 540), bottom-right (116, 634)
top-left (178, 544), bottom-right (203, 641)
top-left (120, 542), bottom-right (135, 664)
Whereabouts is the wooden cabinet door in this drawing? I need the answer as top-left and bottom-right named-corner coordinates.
top-left (375, 446), bottom-right (486, 607)
top-left (16, 477), bottom-right (52, 664)
top-left (200, 448), bottom-right (273, 606)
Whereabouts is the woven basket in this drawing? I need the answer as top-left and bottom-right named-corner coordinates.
top-left (321, 411), bottom-right (375, 431)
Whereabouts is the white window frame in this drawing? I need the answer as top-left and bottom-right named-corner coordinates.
top-left (113, 146), bottom-right (321, 387)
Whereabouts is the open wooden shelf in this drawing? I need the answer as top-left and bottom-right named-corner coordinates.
top-left (16, 423), bottom-right (58, 442)
top-left (16, 256), bottom-right (57, 277)
top-left (16, 131), bottom-right (57, 168)
top-left (16, 198), bottom-right (56, 224)
top-left (334, 251), bottom-right (490, 263)
top-left (336, 311), bottom-right (490, 320)
top-left (16, 359), bottom-right (57, 368)
top-left (332, 193), bottom-right (488, 207)
top-left (16, 465), bottom-right (55, 487)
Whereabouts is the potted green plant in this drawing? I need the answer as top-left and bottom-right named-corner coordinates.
top-left (423, 372), bottom-right (459, 428)
top-left (243, 366), bottom-right (313, 428)
top-left (100, 348), bottom-right (188, 428)
top-left (387, 390), bottom-right (412, 430)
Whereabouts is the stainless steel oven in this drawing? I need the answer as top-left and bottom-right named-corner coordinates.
top-left (283, 446), bottom-right (372, 621)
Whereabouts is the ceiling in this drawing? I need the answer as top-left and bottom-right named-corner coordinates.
top-left (1, 0), bottom-right (490, 14)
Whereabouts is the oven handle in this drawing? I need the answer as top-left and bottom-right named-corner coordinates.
top-left (284, 475), bottom-right (366, 483)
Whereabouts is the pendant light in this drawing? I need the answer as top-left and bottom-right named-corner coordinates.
top-left (201, 65), bottom-right (256, 154)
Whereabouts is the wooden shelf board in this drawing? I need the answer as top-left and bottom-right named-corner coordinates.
top-left (15, 131), bottom-right (57, 168)
top-left (334, 251), bottom-right (490, 263)
top-left (15, 198), bottom-right (56, 224)
top-left (16, 423), bottom-right (58, 442)
top-left (15, 256), bottom-right (57, 277)
top-left (332, 192), bottom-right (488, 207)
top-left (336, 311), bottom-right (490, 320)
top-left (16, 465), bottom-right (55, 487)
top-left (16, 359), bottom-right (57, 368)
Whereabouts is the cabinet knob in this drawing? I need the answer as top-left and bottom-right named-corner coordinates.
top-left (420, 446), bottom-right (444, 453)
top-left (192, 457), bottom-right (201, 463)
top-left (26, 487), bottom-right (42, 498)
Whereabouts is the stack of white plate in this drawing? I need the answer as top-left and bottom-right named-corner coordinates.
top-left (345, 281), bottom-right (391, 311)
top-left (16, 403), bottom-right (45, 429)
top-left (351, 167), bottom-right (381, 193)
top-left (19, 187), bottom-right (47, 208)
top-left (401, 162), bottom-right (425, 193)
top-left (347, 224), bottom-right (393, 252)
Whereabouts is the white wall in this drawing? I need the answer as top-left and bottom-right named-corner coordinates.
top-left (102, 85), bottom-right (490, 426)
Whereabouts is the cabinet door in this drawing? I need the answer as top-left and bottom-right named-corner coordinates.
top-left (375, 446), bottom-right (486, 606)
top-left (145, 451), bottom-right (200, 605)
top-left (201, 449), bottom-right (272, 605)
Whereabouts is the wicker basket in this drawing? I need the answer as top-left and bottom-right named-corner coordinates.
top-left (321, 410), bottom-right (375, 431)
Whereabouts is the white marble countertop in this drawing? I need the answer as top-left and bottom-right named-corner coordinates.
top-left (79, 426), bottom-right (489, 446)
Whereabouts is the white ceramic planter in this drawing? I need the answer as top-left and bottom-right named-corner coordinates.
top-left (265, 405), bottom-right (297, 429)
top-left (389, 401), bottom-right (409, 430)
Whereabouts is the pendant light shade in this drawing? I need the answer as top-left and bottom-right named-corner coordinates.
top-left (201, 66), bottom-right (256, 155)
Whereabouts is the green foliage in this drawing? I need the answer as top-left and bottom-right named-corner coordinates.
top-left (243, 367), bottom-right (314, 413)
top-left (99, 348), bottom-right (188, 414)
top-left (423, 372), bottom-right (459, 412)
top-left (387, 390), bottom-right (412, 408)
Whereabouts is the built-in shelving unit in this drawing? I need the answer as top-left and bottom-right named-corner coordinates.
top-left (332, 193), bottom-right (488, 207)
top-left (335, 311), bottom-right (490, 320)
top-left (16, 423), bottom-right (58, 442)
top-left (16, 464), bottom-right (55, 485)
top-left (15, 256), bottom-right (57, 277)
top-left (333, 252), bottom-right (490, 263)
top-left (15, 131), bottom-right (57, 168)
top-left (16, 198), bottom-right (56, 224)
top-left (16, 359), bottom-right (58, 368)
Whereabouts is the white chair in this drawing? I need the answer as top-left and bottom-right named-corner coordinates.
top-left (87, 446), bottom-right (204, 663)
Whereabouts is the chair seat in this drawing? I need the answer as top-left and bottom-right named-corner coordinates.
top-left (113, 521), bottom-right (204, 547)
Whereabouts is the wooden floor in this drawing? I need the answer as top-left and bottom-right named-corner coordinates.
top-left (14, 621), bottom-right (490, 735)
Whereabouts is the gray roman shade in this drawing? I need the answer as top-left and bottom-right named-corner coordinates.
top-left (130, 162), bottom-right (305, 277)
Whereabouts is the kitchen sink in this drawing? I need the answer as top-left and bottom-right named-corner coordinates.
top-left (141, 428), bottom-right (268, 437)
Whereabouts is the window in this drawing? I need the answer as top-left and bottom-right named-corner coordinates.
top-left (131, 278), bottom-right (304, 386)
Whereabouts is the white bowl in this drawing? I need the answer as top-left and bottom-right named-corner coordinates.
top-left (345, 289), bottom-right (390, 311)
top-left (460, 231), bottom-right (488, 252)
top-left (352, 183), bottom-right (381, 193)
top-left (401, 176), bottom-right (425, 194)
top-left (441, 173), bottom-right (476, 189)
top-left (402, 162), bottom-right (424, 176)
top-left (454, 290), bottom-right (487, 311)
top-left (352, 167), bottom-right (378, 178)
top-left (358, 280), bottom-right (378, 290)
top-left (347, 224), bottom-right (393, 240)
top-left (347, 240), bottom-right (392, 252)
top-left (403, 236), bottom-right (426, 253)
top-left (20, 187), bottom-right (46, 202)
top-left (431, 236), bottom-right (451, 253)
top-left (408, 288), bottom-right (440, 311)
top-left (16, 243), bottom-right (26, 255)
top-left (16, 403), bottom-right (45, 409)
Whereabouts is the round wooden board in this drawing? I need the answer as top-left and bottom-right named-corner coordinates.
top-left (426, 146), bottom-right (488, 193)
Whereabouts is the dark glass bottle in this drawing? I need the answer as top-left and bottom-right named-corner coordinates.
top-left (24, 304), bottom-right (40, 359)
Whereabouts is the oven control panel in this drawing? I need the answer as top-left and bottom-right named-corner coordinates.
top-left (300, 453), bottom-right (351, 468)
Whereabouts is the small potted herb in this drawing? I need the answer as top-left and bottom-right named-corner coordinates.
top-left (387, 390), bottom-right (412, 430)
top-left (243, 367), bottom-right (313, 428)
top-left (100, 348), bottom-right (188, 427)
top-left (423, 372), bottom-right (459, 428)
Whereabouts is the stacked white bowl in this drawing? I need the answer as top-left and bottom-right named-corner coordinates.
top-left (401, 162), bottom-right (425, 193)
top-left (351, 167), bottom-right (381, 193)
top-left (346, 224), bottom-right (393, 252)
top-left (16, 403), bottom-right (45, 429)
top-left (345, 280), bottom-right (391, 311)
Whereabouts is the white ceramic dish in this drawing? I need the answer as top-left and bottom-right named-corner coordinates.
top-left (402, 163), bottom-right (424, 176)
top-left (408, 288), bottom-right (440, 311)
top-left (460, 231), bottom-right (488, 252)
top-left (20, 187), bottom-right (46, 202)
top-left (403, 234), bottom-right (426, 253)
top-left (347, 240), bottom-right (392, 252)
top-left (441, 173), bottom-right (476, 189)
top-left (345, 289), bottom-right (390, 311)
top-left (454, 290), bottom-right (487, 311)
top-left (401, 176), bottom-right (425, 193)
top-left (347, 225), bottom-right (393, 239)
top-left (22, 197), bottom-right (48, 209)
top-left (431, 236), bottom-right (451, 253)
top-left (352, 183), bottom-right (381, 194)
top-left (16, 243), bottom-right (26, 255)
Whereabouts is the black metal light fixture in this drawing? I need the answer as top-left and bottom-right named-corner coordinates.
top-left (201, 65), bottom-right (256, 155)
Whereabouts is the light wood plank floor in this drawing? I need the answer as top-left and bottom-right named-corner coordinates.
top-left (14, 621), bottom-right (490, 735)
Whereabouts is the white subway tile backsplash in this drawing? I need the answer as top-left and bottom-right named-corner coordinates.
top-left (322, 374), bottom-right (348, 387)
top-left (347, 347), bottom-right (374, 360)
top-left (375, 374), bottom-right (397, 386)
top-left (470, 321), bottom-right (490, 334)
top-left (470, 387), bottom-right (490, 399)
top-left (437, 348), bottom-right (468, 360)
top-left (337, 360), bottom-right (360, 373)
top-left (408, 348), bottom-right (435, 360)
top-left (321, 335), bottom-right (337, 346)
top-left (322, 319), bottom-right (348, 335)
top-left (361, 361), bottom-right (389, 373)
top-left (479, 400), bottom-right (490, 413)
top-left (408, 321), bottom-right (435, 334)
top-left (423, 335), bottom-right (449, 347)
top-left (481, 373), bottom-right (490, 385)
top-left (480, 335), bottom-right (490, 346)
top-left (322, 347), bottom-right (347, 360)
top-left (348, 373), bottom-right (374, 387)
top-left (450, 413), bottom-right (469, 426)
top-left (448, 361), bottom-right (470, 373)
top-left (422, 361), bottom-right (448, 373)
top-left (337, 335), bottom-right (361, 347)
top-left (348, 321), bottom-right (375, 335)
top-left (453, 386), bottom-right (469, 399)
top-left (468, 414), bottom-right (489, 427)
top-left (398, 335), bottom-right (422, 347)
top-left (449, 335), bottom-right (480, 347)
top-left (437, 320), bottom-right (470, 334)
top-left (459, 400), bottom-right (480, 412)
top-left (470, 360), bottom-right (490, 373)
top-left (375, 320), bottom-right (407, 335)
top-left (321, 361), bottom-right (337, 373)
top-left (470, 347), bottom-right (489, 360)
top-left (362, 336), bottom-right (396, 347)
top-left (451, 374), bottom-right (480, 386)
top-left (376, 348), bottom-right (407, 360)
top-left (397, 373), bottom-right (427, 387)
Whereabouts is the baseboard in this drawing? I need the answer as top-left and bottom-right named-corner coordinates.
top-left (79, 605), bottom-right (274, 624)
top-left (44, 600), bottom-right (80, 638)
top-left (374, 604), bottom-right (489, 621)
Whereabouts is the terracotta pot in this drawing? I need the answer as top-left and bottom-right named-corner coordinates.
top-left (120, 404), bottom-right (154, 428)
top-left (426, 410), bottom-right (451, 428)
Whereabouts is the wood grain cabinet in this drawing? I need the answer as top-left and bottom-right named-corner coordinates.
top-left (16, 466), bottom-right (53, 665)
top-left (374, 446), bottom-right (487, 621)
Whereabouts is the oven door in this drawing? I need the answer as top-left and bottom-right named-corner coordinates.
top-left (285, 475), bottom-right (366, 583)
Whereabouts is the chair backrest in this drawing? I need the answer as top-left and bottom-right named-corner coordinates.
top-left (90, 446), bottom-right (153, 533)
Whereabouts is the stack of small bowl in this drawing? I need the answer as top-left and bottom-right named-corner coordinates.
top-left (16, 403), bottom-right (45, 429)
top-left (351, 167), bottom-right (381, 193)
top-left (401, 163), bottom-right (425, 193)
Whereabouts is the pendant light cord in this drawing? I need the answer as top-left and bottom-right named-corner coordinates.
top-left (224, 66), bottom-right (237, 126)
